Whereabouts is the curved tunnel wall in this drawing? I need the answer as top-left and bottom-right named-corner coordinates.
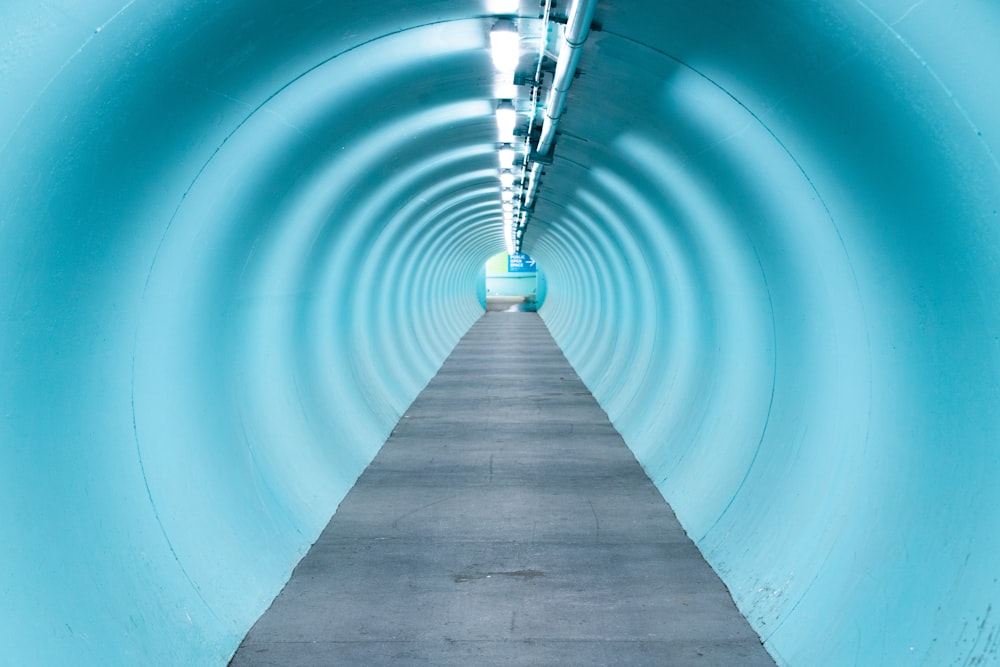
top-left (529, 4), bottom-right (1000, 665)
top-left (1, 7), bottom-right (498, 664)
top-left (2, 1), bottom-right (1000, 665)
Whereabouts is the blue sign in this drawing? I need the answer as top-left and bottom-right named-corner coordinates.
top-left (508, 253), bottom-right (537, 273)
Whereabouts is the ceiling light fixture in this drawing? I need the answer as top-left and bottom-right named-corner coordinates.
top-left (496, 100), bottom-right (516, 141)
top-left (488, 0), bottom-right (520, 15)
top-left (498, 144), bottom-right (515, 169)
top-left (489, 19), bottom-right (520, 73)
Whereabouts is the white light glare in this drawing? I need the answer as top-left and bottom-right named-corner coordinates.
top-left (494, 76), bottom-right (518, 100)
top-left (501, 188), bottom-right (514, 202)
top-left (499, 170), bottom-right (515, 188)
top-left (498, 144), bottom-right (515, 169)
top-left (496, 100), bottom-right (516, 141)
top-left (502, 201), bottom-right (514, 212)
top-left (487, 0), bottom-right (519, 14)
top-left (490, 19), bottom-right (520, 73)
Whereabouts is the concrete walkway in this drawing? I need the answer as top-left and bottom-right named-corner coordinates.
top-left (230, 312), bottom-right (775, 666)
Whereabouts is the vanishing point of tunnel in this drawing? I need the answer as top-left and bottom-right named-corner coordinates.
top-left (3, 1), bottom-right (1000, 665)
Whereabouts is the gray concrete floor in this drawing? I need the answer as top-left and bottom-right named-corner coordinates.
top-left (230, 312), bottom-right (775, 666)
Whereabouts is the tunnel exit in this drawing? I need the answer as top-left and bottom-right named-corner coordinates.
top-left (6, 0), bottom-right (1000, 664)
top-left (484, 251), bottom-right (545, 311)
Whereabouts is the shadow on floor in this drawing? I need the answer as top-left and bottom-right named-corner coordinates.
top-left (486, 296), bottom-right (537, 312)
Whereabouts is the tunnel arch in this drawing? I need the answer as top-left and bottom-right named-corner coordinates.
top-left (3, 1), bottom-right (1000, 665)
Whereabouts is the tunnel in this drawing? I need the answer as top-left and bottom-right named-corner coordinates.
top-left (3, 0), bottom-right (1000, 664)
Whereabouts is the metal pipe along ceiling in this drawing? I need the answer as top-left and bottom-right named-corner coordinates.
top-left (2, 1), bottom-right (1000, 665)
top-left (535, 0), bottom-right (599, 156)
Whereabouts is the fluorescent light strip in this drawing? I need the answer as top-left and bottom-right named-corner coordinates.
top-left (496, 100), bottom-right (516, 141)
top-left (498, 144), bottom-right (515, 169)
top-left (489, 19), bottom-right (520, 73)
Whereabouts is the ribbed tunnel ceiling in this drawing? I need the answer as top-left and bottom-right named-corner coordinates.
top-left (3, 1), bottom-right (1000, 665)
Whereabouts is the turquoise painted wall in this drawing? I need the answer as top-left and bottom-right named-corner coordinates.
top-left (0, 6), bottom-right (490, 664)
top-left (2, 1), bottom-right (1000, 666)
top-left (528, 4), bottom-right (1000, 665)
